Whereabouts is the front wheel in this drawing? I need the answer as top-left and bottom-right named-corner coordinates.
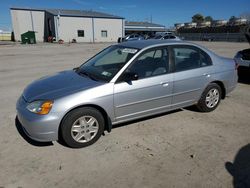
top-left (197, 83), bottom-right (222, 112)
top-left (60, 107), bottom-right (105, 148)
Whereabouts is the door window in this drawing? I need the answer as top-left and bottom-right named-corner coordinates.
top-left (126, 47), bottom-right (169, 79)
top-left (173, 45), bottom-right (212, 72)
top-left (200, 50), bottom-right (212, 67)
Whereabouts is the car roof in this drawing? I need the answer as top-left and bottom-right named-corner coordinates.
top-left (118, 39), bottom-right (193, 49)
top-left (117, 39), bottom-right (219, 59)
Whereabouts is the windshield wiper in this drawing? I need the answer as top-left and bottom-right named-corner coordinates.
top-left (77, 70), bottom-right (98, 81)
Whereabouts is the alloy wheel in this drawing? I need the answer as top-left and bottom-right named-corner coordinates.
top-left (71, 116), bottom-right (99, 143)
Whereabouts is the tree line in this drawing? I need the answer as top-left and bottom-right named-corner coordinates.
top-left (191, 13), bottom-right (247, 23)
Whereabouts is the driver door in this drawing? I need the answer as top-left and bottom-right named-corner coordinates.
top-left (113, 47), bottom-right (173, 123)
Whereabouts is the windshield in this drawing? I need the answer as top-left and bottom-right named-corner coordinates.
top-left (77, 45), bottom-right (139, 82)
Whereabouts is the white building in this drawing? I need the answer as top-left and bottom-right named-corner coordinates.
top-left (197, 21), bottom-right (211, 28)
top-left (10, 7), bottom-right (124, 42)
top-left (212, 20), bottom-right (228, 27)
top-left (232, 18), bottom-right (248, 26)
top-left (174, 23), bottom-right (184, 29)
top-left (184, 22), bottom-right (197, 28)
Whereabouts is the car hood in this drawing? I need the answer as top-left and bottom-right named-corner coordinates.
top-left (23, 70), bottom-right (103, 102)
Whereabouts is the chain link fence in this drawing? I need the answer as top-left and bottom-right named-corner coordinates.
top-left (178, 33), bottom-right (247, 42)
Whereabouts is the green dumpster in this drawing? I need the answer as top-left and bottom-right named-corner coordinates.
top-left (21, 31), bottom-right (36, 44)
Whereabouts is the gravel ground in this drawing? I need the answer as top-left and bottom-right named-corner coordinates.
top-left (0, 41), bottom-right (249, 188)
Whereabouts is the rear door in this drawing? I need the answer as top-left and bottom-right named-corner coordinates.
top-left (170, 45), bottom-right (213, 108)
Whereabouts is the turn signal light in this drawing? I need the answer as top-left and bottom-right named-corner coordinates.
top-left (38, 101), bottom-right (53, 115)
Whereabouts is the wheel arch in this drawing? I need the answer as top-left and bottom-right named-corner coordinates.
top-left (210, 80), bottom-right (226, 99)
top-left (58, 104), bottom-right (112, 140)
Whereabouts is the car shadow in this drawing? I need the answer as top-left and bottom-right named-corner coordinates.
top-left (56, 134), bottom-right (72, 148)
top-left (238, 67), bottom-right (250, 84)
top-left (184, 105), bottom-right (201, 112)
top-left (225, 144), bottom-right (250, 188)
top-left (15, 116), bottom-right (53, 147)
top-left (112, 109), bottom-right (183, 129)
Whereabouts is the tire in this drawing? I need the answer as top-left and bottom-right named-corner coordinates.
top-left (60, 107), bottom-right (105, 148)
top-left (197, 83), bottom-right (222, 112)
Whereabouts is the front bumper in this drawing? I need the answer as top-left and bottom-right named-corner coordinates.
top-left (16, 96), bottom-right (61, 142)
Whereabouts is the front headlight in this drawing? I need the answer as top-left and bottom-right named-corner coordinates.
top-left (26, 100), bottom-right (53, 115)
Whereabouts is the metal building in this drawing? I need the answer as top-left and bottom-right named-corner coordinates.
top-left (125, 21), bottom-right (166, 35)
top-left (10, 7), bottom-right (124, 42)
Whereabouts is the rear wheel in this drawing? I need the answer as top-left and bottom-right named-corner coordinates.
top-left (60, 107), bottom-right (104, 148)
top-left (197, 83), bottom-right (222, 112)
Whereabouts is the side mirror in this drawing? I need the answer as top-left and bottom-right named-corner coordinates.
top-left (121, 72), bottom-right (138, 82)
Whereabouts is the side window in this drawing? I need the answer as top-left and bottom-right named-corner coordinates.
top-left (78, 30), bottom-right (85, 37)
top-left (101, 30), bottom-right (108, 38)
top-left (126, 48), bottom-right (169, 79)
top-left (200, 50), bottom-right (212, 67)
top-left (137, 50), bottom-right (154, 61)
top-left (173, 46), bottom-right (211, 72)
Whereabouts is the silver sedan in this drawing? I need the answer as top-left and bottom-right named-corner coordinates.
top-left (16, 40), bottom-right (238, 148)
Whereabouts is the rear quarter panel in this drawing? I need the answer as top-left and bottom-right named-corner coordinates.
top-left (209, 54), bottom-right (238, 95)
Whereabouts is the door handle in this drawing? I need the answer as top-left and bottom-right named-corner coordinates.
top-left (160, 82), bottom-right (169, 87)
top-left (203, 73), bottom-right (210, 77)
